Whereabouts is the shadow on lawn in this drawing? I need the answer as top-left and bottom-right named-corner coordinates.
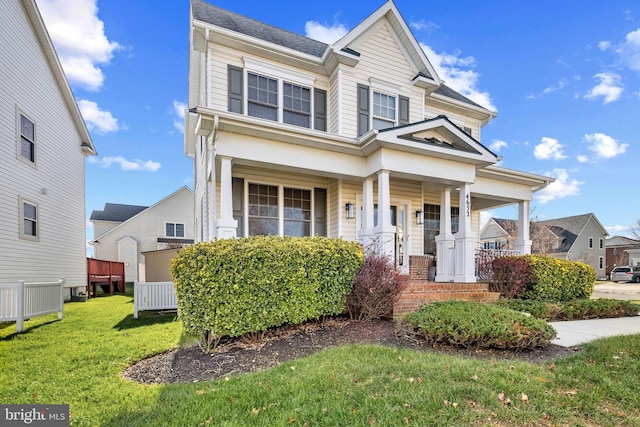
top-left (113, 311), bottom-right (179, 331)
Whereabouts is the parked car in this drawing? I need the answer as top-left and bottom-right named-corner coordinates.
top-left (610, 266), bottom-right (640, 283)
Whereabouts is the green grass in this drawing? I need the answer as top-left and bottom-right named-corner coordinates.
top-left (2, 295), bottom-right (640, 426)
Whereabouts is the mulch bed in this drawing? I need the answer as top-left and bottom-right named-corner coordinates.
top-left (122, 317), bottom-right (577, 384)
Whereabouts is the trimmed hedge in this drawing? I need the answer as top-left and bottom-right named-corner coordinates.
top-left (170, 236), bottom-right (363, 349)
top-left (497, 298), bottom-right (640, 321)
top-left (489, 255), bottom-right (595, 301)
top-left (405, 300), bottom-right (556, 350)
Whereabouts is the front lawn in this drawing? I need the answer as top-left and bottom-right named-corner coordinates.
top-left (1, 295), bottom-right (640, 426)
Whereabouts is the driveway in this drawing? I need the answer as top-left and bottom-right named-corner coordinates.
top-left (592, 281), bottom-right (640, 300)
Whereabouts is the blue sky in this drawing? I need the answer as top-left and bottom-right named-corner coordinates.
top-left (35, 0), bottom-right (640, 251)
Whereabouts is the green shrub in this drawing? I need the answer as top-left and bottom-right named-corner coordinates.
top-left (170, 236), bottom-right (363, 350)
top-left (346, 251), bottom-right (409, 320)
top-left (496, 298), bottom-right (640, 321)
top-left (522, 255), bottom-right (595, 301)
top-left (405, 300), bottom-right (556, 350)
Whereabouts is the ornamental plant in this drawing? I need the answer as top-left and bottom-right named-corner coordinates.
top-left (170, 236), bottom-right (363, 351)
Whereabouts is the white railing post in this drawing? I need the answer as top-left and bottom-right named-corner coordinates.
top-left (58, 279), bottom-right (65, 320)
top-left (16, 280), bottom-right (25, 333)
top-left (133, 282), bottom-right (139, 319)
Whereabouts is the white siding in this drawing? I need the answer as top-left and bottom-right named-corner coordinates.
top-left (92, 188), bottom-right (195, 282)
top-left (0, 0), bottom-right (88, 288)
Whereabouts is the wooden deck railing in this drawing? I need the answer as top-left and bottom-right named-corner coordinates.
top-left (87, 258), bottom-right (125, 297)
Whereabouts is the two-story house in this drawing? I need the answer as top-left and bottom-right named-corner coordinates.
top-left (90, 187), bottom-right (194, 282)
top-left (184, 0), bottom-right (552, 286)
top-left (0, 0), bottom-right (96, 297)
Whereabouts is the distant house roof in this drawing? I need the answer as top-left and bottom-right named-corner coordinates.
top-left (606, 235), bottom-right (640, 248)
top-left (493, 218), bottom-right (518, 237)
top-left (534, 213), bottom-right (607, 254)
top-left (191, 0), bottom-right (483, 110)
top-left (90, 203), bottom-right (148, 222)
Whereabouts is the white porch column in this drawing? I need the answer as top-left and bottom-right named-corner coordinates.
top-left (514, 200), bottom-right (532, 254)
top-left (435, 187), bottom-right (455, 282)
top-left (357, 177), bottom-right (376, 250)
top-left (374, 170), bottom-right (395, 257)
top-left (216, 156), bottom-right (238, 238)
top-left (454, 182), bottom-right (476, 283)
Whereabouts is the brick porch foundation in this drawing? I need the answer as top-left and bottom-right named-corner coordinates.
top-left (394, 256), bottom-right (500, 319)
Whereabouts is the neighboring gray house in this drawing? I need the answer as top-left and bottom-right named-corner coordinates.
top-left (0, 0), bottom-right (97, 297)
top-left (480, 213), bottom-right (608, 279)
top-left (90, 187), bottom-right (195, 282)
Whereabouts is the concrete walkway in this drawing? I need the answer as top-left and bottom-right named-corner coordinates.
top-left (549, 316), bottom-right (640, 347)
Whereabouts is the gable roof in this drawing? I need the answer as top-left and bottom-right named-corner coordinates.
top-left (90, 187), bottom-right (193, 243)
top-left (90, 203), bottom-right (148, 222)
top-left (21, 0), bottom-right (96, 156)
top-left (190, 0), bottom-right (486, 112)
top-left (606, 235), bottom-right (640, 247)
top-left (533, 213), bottom-right (608, 253)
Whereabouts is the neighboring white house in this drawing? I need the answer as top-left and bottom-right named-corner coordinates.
top-left (89, 187), bottom-right (195, 282)
top-left (0, 0), bottom-right (97, 296)
top-left (185, 0), bottom-right (553, 283)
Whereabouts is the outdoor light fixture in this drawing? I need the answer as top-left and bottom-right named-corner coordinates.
top-left (416, 210), bottom-right (424, 225)
top-left (346, 202), bottom-right (355, 219)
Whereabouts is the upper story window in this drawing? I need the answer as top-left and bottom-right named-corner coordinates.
top-left (19, 112), bottom-right (36, 164)
top-left (372, 91), bottom-right (396, 130)
top-left (588, 237), bottom-right (593, 249)
top-left (166, 223), bottom-right (185, 238)
top-left (283, 82), bottom-right (311, 127)
top-left (228, 63), bottom-right (326, 132)
top-left (19, 197), bottom-right (39, 241)
top-left (247, 73), bottom-right (278, 121)
top-left (599, 238), bottom-right (604, 249)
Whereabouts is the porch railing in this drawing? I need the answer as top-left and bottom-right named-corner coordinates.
top-left (133, 281), bottom-right (178, 319)
top-left (0, 279), bottom-right (65, 333)
top-left (475, 248), bottom-right (522, 282)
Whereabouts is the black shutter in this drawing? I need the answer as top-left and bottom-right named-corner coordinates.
top-left (357, 84), bottom-right (370, 136)
top-left (232, 177), bottom-right (244, 237)
top-left (228, 65), bottom-right (243, 114)
top-left (399, 95), bottom-right (409, 126)
top-left (314, 88), bottom-right (327, 131)
top-left (314, 188), bottom-right (327, 236)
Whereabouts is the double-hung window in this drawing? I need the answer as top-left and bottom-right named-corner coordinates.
top-left (283, 82), bottom-right (311, 127)
top-left (247, 73), bottom-right (278, 121)
top-left (372, 91), bottom-right (396, 130)
top-left (166, 223), bottom-right (185, 238)
top-left (19, 112), bottom-right (35, 163)
top-left (20, 197), bottom-right (38, 241)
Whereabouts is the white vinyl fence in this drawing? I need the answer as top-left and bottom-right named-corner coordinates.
top-left (0, 279), bottom-right (65, 333)
top-left (134, 281), bottom-right (178, 319)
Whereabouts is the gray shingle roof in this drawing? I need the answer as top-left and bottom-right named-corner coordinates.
top-left (192, 0), bottom-right (328, 57)
top-left (90, 203), bottom-right (148, 222)
top-left (534, 213), bottom-right (595, 254)
top-left (433, 84), bottom-right (486, 110)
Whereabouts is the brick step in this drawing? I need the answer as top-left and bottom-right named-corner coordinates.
top-left (406, 281), bottom-right (490, 293)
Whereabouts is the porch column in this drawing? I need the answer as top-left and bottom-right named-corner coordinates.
top-left (374, 170), bottom-right (395, 257)
top-left (435, 187), bottom-right (455, 282)
top-left (216, 156), bottom-right (238, 238)
top-left (357, 177), bottom-right (375, 250)
top-left (514, 200), bottom-right (532, 254)
top-left (454, 182), bottom-right (476, 283)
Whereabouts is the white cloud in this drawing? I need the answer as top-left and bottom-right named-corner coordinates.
top-left (304, 21), bottom-right (348, 44)
top-left (577, 154), bottom-right (589, 163)
top-left (533, 137), bottom-right (566, 160)
top-left (172, 101), bottom-right (187, 133)
top-left (584, 132), bottom-right (628, 159)
top-left (419, 43), bottom-right (496, 112)
top-left (88, 156), bottom-right (161, 172)
top-left (489, 139), bottom-right (508, 152)
top-left (410, 20), bottom-right (439, 33)
top-left (584, 72), bottom-right (623, 104)
top-left (479, 210), bottom-right (494, 229)
top-left (598, 41), bottom-right (612, 51)
top-left (618, 28), bottom-right (640, 72)
top-left (535, 169), bottom-right (583, 204)
top-left (77, 99), bottom-right (118, 133)
top-left (37, 0), bottom-right (121, 91)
